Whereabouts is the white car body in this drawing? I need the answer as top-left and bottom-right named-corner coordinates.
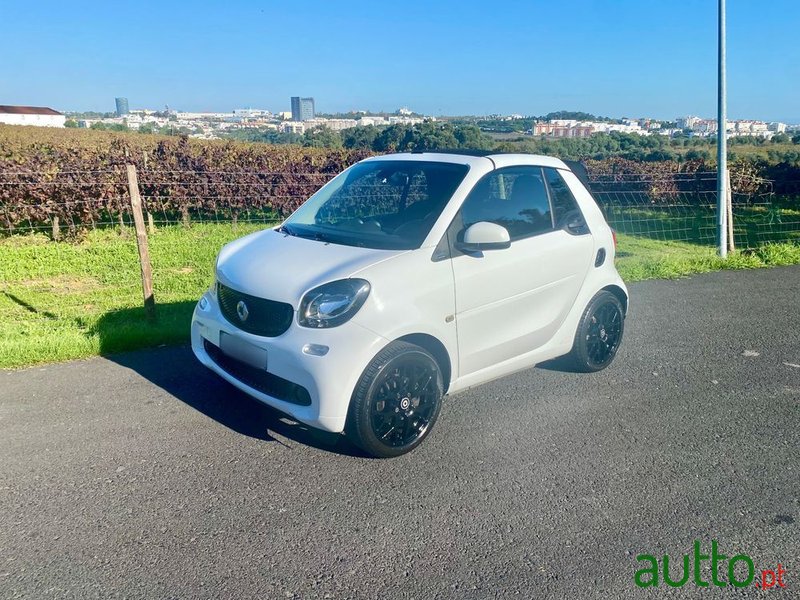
top-left (191, 152), bottom-right (628, 434)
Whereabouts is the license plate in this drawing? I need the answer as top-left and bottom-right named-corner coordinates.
top-left (219, 332), bottom-right (267, 369)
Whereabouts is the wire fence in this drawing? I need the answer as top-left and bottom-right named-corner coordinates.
top-left (0, 168), bottom-right (335, 236)
top-left (1, 167), bottom-right (799, 334)
top-left (587, 171), bottom-right (800, 248)
top-left (1, 167), bottom-right (798, 246)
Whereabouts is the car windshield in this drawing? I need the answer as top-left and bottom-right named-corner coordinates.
top-left (282, 160), bottom-right (469, 250)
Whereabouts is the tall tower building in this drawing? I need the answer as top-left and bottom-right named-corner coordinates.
top-left (115, 97), bottom-right (130, 116)
top-left (290, 96), bottom-right (315, 121)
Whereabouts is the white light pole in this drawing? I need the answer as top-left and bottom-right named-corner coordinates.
top-left (717, 0), bottom-right (728, 257)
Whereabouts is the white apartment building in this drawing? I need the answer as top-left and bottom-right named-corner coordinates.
top-left (304, 118), bottom-right (359, 131)
top-left (591, 122), bottom-right (649, 135)
top-left (281, 121), bottom-right (306, 134)
top-left (676, 116), bottom-right (701, 130)
top-left (175, 111), bottom-right (231, 121)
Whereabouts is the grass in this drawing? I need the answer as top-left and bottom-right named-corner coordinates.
top-left (605, 205), bottom-right (800, 247)
top-left (1, 223), bottom-right (800, 369)
top-left (615, 236), bottom-right (800, 281)
top-left (0, 223), bottom-right (265, 369)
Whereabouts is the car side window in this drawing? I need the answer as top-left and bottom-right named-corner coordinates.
top-left (459, 167), bottom-right (553, 241)
top-left (544, 168), bottom-right (583, 228)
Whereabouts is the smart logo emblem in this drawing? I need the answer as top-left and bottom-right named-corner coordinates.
top-left (236, 300), bottom-right (249, 322)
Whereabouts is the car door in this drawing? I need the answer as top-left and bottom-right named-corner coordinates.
top-left (449, 166), bottom-right (595, 376)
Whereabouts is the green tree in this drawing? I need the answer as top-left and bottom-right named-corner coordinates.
top-left (685, 149), bottom-right (712, 161)
top-left (89, 122), bottom-right (128, 132)
top-left (342, 125), bottom-right (380, 149)
top-left (399, 121), bottom-right (458, 151)
top-left (301, 127), bottom-right (343, 148)
top-left (373, 124), bottom-right (410, 152)
top-left (454, 124), bottom-right (492, 149)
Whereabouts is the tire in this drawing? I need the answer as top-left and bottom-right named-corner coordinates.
top-left (568, 290), bottom-right (625, 373)
top-left (346, 341), bottom-right (443, 458)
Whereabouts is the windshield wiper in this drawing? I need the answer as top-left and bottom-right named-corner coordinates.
top-left (278, 224), bottom-right (333, 244)
top-left (277, 224), bottom-right (298, 237)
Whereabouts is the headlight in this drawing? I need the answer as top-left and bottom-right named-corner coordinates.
top-left (298, 279), bottom-right (370, 328)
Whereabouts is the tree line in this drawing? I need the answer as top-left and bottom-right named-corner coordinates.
top-left (225, 121), bottom-right (800, 165)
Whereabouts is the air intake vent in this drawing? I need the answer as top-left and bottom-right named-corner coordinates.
top-left (217, 283), bottom-right (293, 337)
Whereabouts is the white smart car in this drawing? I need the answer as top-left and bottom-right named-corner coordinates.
top-left (192, 152), bottom-right (628, 457)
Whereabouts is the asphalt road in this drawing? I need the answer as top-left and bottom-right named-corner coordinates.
top-left (2, 266), bottom-right (799, 599)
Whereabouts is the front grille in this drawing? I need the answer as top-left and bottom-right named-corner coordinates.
top-left (204, 339), bottom-right (312, 406)
top-left (217, 282), bottom-right (293, 337)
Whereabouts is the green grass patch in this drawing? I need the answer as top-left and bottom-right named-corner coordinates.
top-left (605, 205), bottom-right (800, 247)
top-left (615, 234), bottom-right (800, 281)
top-left (0, 223), bottom-right (266, 369)
top-left (1, 225), bottom-right (799, 369)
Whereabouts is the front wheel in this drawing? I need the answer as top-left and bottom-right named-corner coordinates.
top-left (568, 291), bottom-right (625, 372)
top-left (346, 341), bottom-right (443, 458)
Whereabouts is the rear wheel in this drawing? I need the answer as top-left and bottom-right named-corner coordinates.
top-left (346, 341), bottom-right (443, 458)
top-left (569, 291), bottom-right (625, 372)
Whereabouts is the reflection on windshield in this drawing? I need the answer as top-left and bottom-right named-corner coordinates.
top-left (284, 161), bottom-right (469, 250)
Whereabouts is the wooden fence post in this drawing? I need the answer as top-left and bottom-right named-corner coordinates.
top-left (126, 164), bottom-right (156, 320)
top-left (147, 212), bottom-right (155, 235)
top-left (51, 216), bottom-right (60, 241)
top-left (726, 169), bottom-right (735, 253)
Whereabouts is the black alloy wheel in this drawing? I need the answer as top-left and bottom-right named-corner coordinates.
top-left (569, 290), bottom-right (625, 372)
top-left (347, 341), bottom-right (443, 458)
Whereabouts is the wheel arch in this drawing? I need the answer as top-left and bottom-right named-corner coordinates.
top-left (396, 333), bottom-right (453, 393)
top-left (601, 284), bottom-right (629, 314)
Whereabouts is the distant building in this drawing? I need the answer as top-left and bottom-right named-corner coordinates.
top-left (115, 97), bottom-right (129, 116)
top-left (233, 108), bottom-right (271, 118)
top-left (303, 118), bottom-right (358, 132)
top-left (533, 122), bottom-right (593, 138)
top-left (0, 105), bottom-right (65, 128)
top-left (695, 119), bottom-right (718, 135)
top-left (676, 116), bottom-right (700, 130)
top-left (291, 96), bottom-right (315, 121)
top-left (282, 121), bottom-right (306, 134)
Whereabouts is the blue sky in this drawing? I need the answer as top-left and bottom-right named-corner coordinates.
top-left (2, 0), bottom-right (798, 121)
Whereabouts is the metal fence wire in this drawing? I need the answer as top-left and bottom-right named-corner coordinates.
top-left (0, 168), bottom-right (798, 247)
top-left (587, 171), bottom-right (800, 248)
top-left (1, 167), bottom-right (798, 328)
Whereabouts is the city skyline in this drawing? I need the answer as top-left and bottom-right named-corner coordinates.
top-left (2, 0), bottom-right (799, 122)
top-left (59, 101), bottom-right (799, 127)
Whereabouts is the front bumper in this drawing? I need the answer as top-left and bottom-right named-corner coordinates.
top-left (191, 291), bottom-right (389, 433)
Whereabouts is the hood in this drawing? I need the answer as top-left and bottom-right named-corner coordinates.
top-left (216, 228), bottom-right (405, 306)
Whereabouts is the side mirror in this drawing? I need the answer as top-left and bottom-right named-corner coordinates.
top-left (456, 221), bottom-right (511, 252)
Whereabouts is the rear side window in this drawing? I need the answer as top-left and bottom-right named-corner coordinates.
top-left (544, 168), bottom-right (582, 228)
top-left (459, 166), bottom-right (553, 241)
